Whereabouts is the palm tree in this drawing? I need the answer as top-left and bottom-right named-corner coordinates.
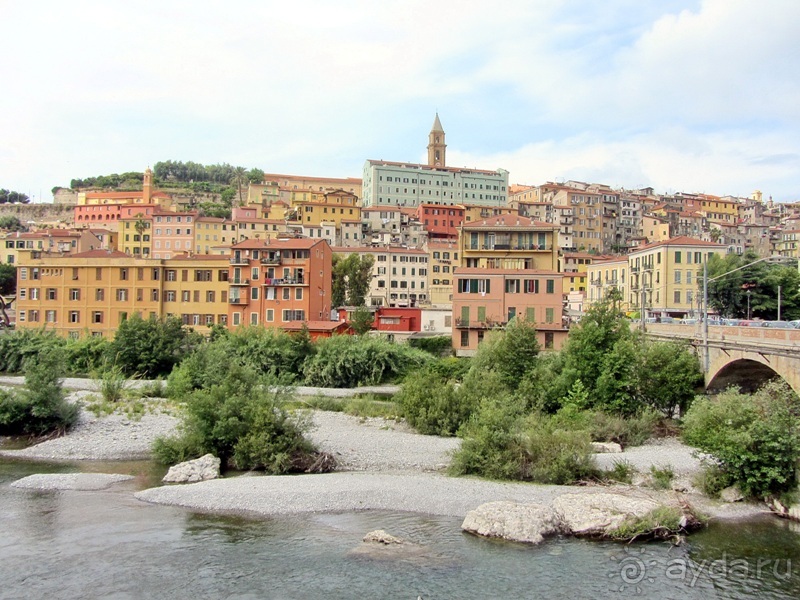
top-left (134, 214), bottom-right (147, 257)
top-left (230, 167), bottom-right (248, 208)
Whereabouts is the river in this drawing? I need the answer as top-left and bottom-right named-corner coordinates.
top-left (1, 459), bottom-right (799, 599)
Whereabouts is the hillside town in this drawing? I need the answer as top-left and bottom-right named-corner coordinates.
top-left (4, 115), bottom-right (800, 352)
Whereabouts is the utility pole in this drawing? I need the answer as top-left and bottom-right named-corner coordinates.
top-left (703, 260), bottom-right (709, 372)
top-left (778, 285), bottom-right (782, 321)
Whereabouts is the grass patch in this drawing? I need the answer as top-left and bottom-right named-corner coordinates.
top-left (649, 465), bottom-right (675, 490)
top-left (343, 395), bottom-right (402, 420)
top-left (609, 505), bottom-right (703, 541)
top-left (604, 459), bottom-right (636, 484)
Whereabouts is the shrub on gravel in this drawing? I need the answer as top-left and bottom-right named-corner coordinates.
top-left (682, 381), bottom-right (800, 498)
top-left (396, 368), bottom-right (466, 436)
top-left (0, 329), bottom-right (65, 374)
top-left (302, 335), bottom-right (432, 388)
top-left (0, 348), bottom-right (78, 436)
top-left (154, 365), bottom-right (325, 473)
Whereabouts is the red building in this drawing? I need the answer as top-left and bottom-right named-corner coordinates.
top-left (416, 203), bottom-right (464, 240)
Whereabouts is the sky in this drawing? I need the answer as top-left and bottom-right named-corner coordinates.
top-left (1, 0), bottom-right (799, 203)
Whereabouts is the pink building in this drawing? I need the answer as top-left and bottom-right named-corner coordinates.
top-left (151, 211), bottom-right (198, 259)
top-left (452, 268), bottom-right (568, 355)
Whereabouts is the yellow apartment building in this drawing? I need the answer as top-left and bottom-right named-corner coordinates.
top-left (777, 230), bottom-right (800, 259)
top-left (426, 240), bottom-right (459, 305)
top-left (458, 215), bottom-right (559, 271)
top-left (194, 217), bottom-right (235, 254)
top-left (15, 250), bottom-right (230, 338)
top-left (627, 236), bottom-right (726, 319)
top-left (585, 258), bottom-right (630, 312)
top-left (461, 204), bottom-right (515, 223)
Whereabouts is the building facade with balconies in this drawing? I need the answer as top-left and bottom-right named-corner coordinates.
top-left (227, 238), bottom-right (332, 328)
top-left (452, 268), bottom-right (568, 355)
top-left (458, 215), bottom-right (559, 272)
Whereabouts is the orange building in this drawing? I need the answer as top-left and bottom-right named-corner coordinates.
top-left (227, 238), bottom-right (332, 328)
top-left (452, 268), bottom-right (568, 355)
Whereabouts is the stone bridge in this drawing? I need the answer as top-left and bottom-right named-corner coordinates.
top-left (642, 323), bottom-right (800, 395)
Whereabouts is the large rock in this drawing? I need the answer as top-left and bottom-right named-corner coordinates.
top-left (591, 442), bottom-right (623, 454)
top-left (461, 501), bottom-right (565, 544)
top-left (363, 530), bottom-right (404, 545)
top-left (719, 485), bottom-right (744, 503)
top-left (551, 492), bottom-right (660, 537)
top-left (162, 454), bottom-right (221, 483)
top-left (11, 473), bottom-right (134, 491)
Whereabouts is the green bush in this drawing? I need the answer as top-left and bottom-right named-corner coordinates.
top-left (450, 401), bottom-right (596, 484)
top-left (107, 314), bottom-right (198, 378)
top-left (0, 329), bottom-right (65, 374)
top-left (302, 335), bottom-right (432, 388)
top-left (64, 334), bottom-right (111, 375)
top-left (605, 459), bottom-right (636, 484)
top-left (407, 335), bottom-right (453, 356)
top-left (153, 366), bottom-right (320, 472)
top-left (0, 348), bottom-right (78, 436)
top-left (396, 368), bottom-right (471, 436)
top-left (682, 381), bottom-right (800, 498)
top-left (469, 319), bottom-right (540, 390)
top-left (95, 363), bottom-right (129, 403)
top-left (692, 463), bottom-right (734, 498)
top-left (550, 405), bottom-right (660, 447)
top-left (166, 326), bottom-right (312, 397)
top-left (649, 465), bottom-right (675, 490)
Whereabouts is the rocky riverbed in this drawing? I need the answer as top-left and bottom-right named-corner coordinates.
top-left (0, 380), bottom-right (770, 522)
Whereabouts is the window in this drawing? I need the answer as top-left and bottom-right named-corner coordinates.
top-left (295, 288), bottom-right (303, 300)
top-left (675, 251), bottom-right (682, 264)
top-left (505, 279), bottom-right (520, 294)
top-left (674, 290), bottom-right (681, 304)
top-left (116, 289), bottom-right (128, 301)
top-left (545, 308), bottom-right (554, 323)
top-left (120, 268), bottom-right (129, 281)
top-left (30, 288), bottom-right (39, 300)
top-left (166, 270), bottom-right (177, 281)
top-left (282, 309), bottom-right (305, 322)
top-left (460, 330), bottom-right (469, 347)
top-left (70, 289), bottom-right (80, 301)
top-left (266, 309), bottom-right (274, 322)
top-left (46, 288), bottom-right (57, 300)
top-left (251, 287), bottom-right (259, 300)
top-left (152, 289), bottom-right (159, 301)
top-left (546, 279), bottom-right (555, 294)
top-left (525, 280), bottom-right (539, 294)
top-left (283, 288), bottom-right (290, 300)
top-left (165, 291), bottom-right (176, 302)
top-left (232, 312), bottom-right (241, 326)
top-left (182, 291), bottom-right (190, 302)
top-left (674, 271), bottom-right (682, 284)
top-left (92, 311), bottom-right (103, 324)
top-left (69, 311), bottom-right (80, 323)
top-left (250, 312), bottom-right (259, 325)
top-left (206, 291), bottom-right (215, 302)
top-left (45, 310), bottom-right (57, 323)
top-left (95, 289), bottom-right (104, 301)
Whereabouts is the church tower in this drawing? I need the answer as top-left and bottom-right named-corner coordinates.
top-left (427, 113), bottom-right (446, 167)
top-left (143, 167), bottom-right (153, 204)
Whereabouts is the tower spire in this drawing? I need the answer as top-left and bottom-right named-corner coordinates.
top-left (427, 113), bottom-right (446, 167)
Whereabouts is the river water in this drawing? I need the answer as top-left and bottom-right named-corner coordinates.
top-left (2, 459), bottom-right (799, 600)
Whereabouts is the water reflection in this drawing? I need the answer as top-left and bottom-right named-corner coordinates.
top-left (1, 458), bottom-right (799, 599)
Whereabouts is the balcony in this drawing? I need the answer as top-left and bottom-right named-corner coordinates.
top-left (478, 244), bottom-right (550, 251)
top-left (228, 296), bottom-right (247, 305)
top-left (263, 277), bottom-right (305, 286)
top-left (230, 278), bottom-right (250, 286)
top-left (455, 318), bottom-right (507, 329)
top-left (261, 255), bottom-right (282, 265)
top-left (230, 256), bottom-right (249, 265)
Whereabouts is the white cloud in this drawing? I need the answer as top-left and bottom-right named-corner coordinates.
top-left (0, 0), bottom-right (798, 200)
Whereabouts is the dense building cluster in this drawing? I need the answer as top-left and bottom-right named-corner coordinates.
top-left (4, 114), bottom-right (800, 354)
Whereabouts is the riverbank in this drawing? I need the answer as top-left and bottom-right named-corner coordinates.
top-left (0, 383), bottom-right (770, 522)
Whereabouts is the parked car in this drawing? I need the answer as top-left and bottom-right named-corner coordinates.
top-left (761, 320), bottom-right (795, 329)
top-left (679, 318), bottom-right (698, 325)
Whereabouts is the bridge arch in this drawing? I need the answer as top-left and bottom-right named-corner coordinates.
top-left (706, 347), bottom-right (800, 397)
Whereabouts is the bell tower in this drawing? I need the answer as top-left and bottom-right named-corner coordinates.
top-left (143, 167), bottom-right (153, 203)
top-left (427, 113), bottom-right (446, 167)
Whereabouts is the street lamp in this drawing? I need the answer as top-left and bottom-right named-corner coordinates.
top-left (702, 255), bottom-right (798, 371)
top-left (746, 290), bottom-right (752, 320)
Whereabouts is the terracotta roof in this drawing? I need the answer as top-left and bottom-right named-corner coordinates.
top-left (366, 159), bottom-right (503, 177)
top-left (461, 215), bottom-right (555, 229)
top-left (166, 253), bottom-right (230, 262)
top-left (634, 236), bottom-right (727, 251)
top-left (231, 238), bottom-right (325, 250)
top-left (453, 267), bottom-right (563, 276)
top-left (69, 249), bottom-right (131, 259)
top-left (331, 245), bottom-right (427, 255)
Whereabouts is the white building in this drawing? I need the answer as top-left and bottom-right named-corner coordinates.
top-left (361, 115), bottom-right (509, 209)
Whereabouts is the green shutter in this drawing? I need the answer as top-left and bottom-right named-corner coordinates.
top-left (477, 306), bottom-right (486, 322)
top-left (546, 307), bottom-right (554, 323)
top-left (526, 307), bottom-right (535, 322)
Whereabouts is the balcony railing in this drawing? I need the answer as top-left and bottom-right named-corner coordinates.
top-left (262, 277), bottom-right (305, 286)
top-left (261, 256), bottom-right (282, 265)
top-left (455, 318), bottom-right (508, 329)
top-left (230, 256), bottom-right (249, 265)
top-left (230, 278), bottom-right (250, 286)
top-left (478, 244), bottom-right (550, 251)
top-left (228, 296), bottom-right (247, 305)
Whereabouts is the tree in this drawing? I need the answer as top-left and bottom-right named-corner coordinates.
top-left (230, 167), bottom-right (248, 207)
top-left (331, 253), bottom-right (374, 307)
top-left (134, 214), bottom-right (147, 257)
top-left (0, 216), bottom-right (26, 232)
top-left (636, 340), bottom-right (703, 416)
top-left (0, 263), bottom-right (17, 295)
top-left (107, 314), bottom-right (193, 377)
top-left (247, 168), bottom-right (265, 184)
top-left (0, 189), bottom-right (29, 204)
top-left (470, 318), bottom-right (540, 390)
top-left (350, 306), bottom-right (374, 335)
